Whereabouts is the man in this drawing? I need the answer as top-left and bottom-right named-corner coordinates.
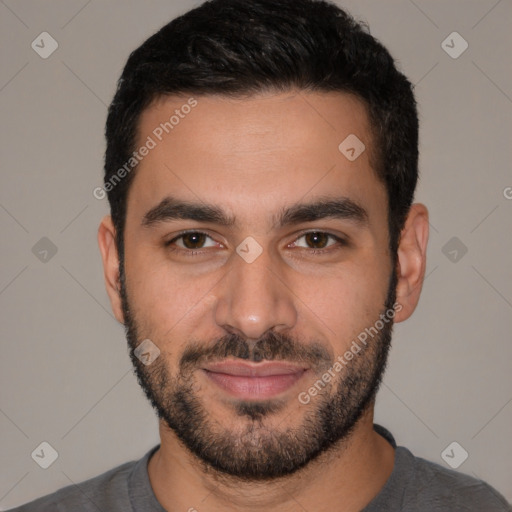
top-left (10, 0), bottom-right (511, 510)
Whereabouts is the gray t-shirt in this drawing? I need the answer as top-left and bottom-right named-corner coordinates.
top-left (8, 425), bottom-right (511, 511)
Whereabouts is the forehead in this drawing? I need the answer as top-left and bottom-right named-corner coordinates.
top-left (137, 90), bottom-right (373, 158)
top-left (128, 91), bottom-right (385, 228)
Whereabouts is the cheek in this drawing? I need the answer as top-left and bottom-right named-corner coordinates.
top-left (293, 259), bottom-right (389, 345)
top-left (124, 247), bottom-right (221, 336)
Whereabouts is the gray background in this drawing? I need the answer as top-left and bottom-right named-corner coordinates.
top-left (1, 0), bottom-right (511, 508)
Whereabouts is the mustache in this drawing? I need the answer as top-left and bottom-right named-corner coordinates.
top-left (180, 331), bottom-right (333, 373)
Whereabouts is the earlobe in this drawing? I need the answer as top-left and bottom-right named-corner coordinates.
top-left (97, 215), bottom-right (125, 324)
top-left (394, 203), bottom-right (429, 323)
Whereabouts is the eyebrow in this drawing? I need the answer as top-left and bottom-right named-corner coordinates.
top-left (141, 195), bottom-right (368, 230)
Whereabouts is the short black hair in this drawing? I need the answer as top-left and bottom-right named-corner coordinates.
top-left (105, 0), bottom-right (419, 260)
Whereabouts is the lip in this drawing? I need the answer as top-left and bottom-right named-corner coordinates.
top-left (202, 360), bottom-right (309, 400)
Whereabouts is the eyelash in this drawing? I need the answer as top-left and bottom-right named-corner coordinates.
top-left (164, 230), bottom-right (347, 257)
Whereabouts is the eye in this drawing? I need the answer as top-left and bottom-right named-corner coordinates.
top-left (166, 231), bottom-right (219, 252)
top-left (289, 231), bottom-right (345, 252)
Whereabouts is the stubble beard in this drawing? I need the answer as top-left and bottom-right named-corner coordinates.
top-left (120, 264), bottom-right (396, 481)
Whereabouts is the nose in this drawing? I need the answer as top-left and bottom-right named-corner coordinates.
top-left (214, 244), bottom-right (298, 341)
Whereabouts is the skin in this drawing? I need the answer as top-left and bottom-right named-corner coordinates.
top-left (98, 91), bottom-right (429, 511)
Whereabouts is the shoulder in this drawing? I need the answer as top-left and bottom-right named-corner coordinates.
top-left (6, 459), bottom-right (136, 512)
top-left (398, 447), bottom-right (512, 511)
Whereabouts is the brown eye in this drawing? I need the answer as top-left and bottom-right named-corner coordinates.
top-left (292, 231), bottom-right (340, 250)
top-left (180, 232), bottom-right (207, 249)
top-left (303, 232), bottom-right (330, 249)
top-left (166, 231), bottom-right (218, 253)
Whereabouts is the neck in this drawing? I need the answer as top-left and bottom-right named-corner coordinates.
top-left (147, 407), bottom-right (395, 512)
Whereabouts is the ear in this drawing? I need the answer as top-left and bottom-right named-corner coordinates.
top-left (394, 203), bottom-right (429, 323)
top-left (97, 215), bottom-right (125, 324)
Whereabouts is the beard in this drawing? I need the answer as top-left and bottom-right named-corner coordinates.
top-left (120, 266), bottom-right (397, 482)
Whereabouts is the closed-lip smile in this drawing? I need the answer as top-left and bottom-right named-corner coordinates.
top-left (201, 360), bottom-right (310, 399)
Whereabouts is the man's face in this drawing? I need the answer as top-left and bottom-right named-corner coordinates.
top-left (119, 91), bottom-right (395, 479)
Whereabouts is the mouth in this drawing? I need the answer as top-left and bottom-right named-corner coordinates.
top-left (201, 360), bottom-right (310, 400)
